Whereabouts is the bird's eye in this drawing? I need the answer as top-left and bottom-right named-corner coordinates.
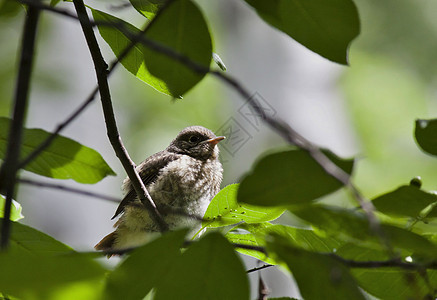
top-left (188, 135), bottom-right (200, 143)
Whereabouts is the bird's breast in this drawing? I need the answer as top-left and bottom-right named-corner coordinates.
top-left (148, 155), bottom-right (223, 217)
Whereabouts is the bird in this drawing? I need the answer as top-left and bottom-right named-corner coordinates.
top-left (95, 126), bottom-right (225, 255)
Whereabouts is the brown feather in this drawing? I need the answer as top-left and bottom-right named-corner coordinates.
top-left (111, 152), bottom-right (180, 220)
top-left (95, 231), bottom-right (117, 258)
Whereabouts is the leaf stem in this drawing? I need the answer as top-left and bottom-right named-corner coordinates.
top-left (72, 0), bottom-right (168, 232)
top-left (247, 264), bottom-right (273, 274)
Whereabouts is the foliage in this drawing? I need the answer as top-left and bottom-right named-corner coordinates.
top-left (243, 0), bottom-right (360, 64)
top-left (1, 0), bottom-right (437, 299)
top-left (0, 195), bottom-right (23, 221)
top-left (0, 117), bottom-right (115, 184)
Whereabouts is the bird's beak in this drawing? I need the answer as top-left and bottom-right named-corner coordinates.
top-left (205, 136), bottom-right (225, 146)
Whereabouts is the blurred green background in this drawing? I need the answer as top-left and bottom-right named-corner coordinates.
top-left (2, 0), bottom-right (437, 298)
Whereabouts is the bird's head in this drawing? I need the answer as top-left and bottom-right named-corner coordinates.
top-left (167, 126), bottom-right (225, 161)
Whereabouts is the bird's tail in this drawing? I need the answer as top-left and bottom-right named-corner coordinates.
top-left (95, 231), bottom-right (117, 258)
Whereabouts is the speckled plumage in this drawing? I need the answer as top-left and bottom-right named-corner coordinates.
top-left (95, 126), bottom-right (224, 253)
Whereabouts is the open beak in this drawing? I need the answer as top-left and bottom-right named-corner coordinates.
top-left (205, 136), bottom-right (225, 146)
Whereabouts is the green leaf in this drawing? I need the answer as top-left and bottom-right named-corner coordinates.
top-left (50, 0), bottom-right (61, 7)
top-left (0, 117), bottom-right (115, 184)
top-left (354, 269), bottom-right (437, 300)
top-left (226, 230), bottom-right (275, 265)
top-left (334, 244), bottom-right (437, 300)
top-left (142, 0), bottom-right (212, 97)
top-left (154, 232), bottom-right (250, 300)
top-left (0, 196), bottom-right (24, 221)
top-left (203, 184), bottom-right (285, 228)
top-left (335, 243), bottom-right (389, 262)
top-left (415, 119), bottom-right (437, 156)
top-left (104, 229), bottom-right (188, 300)
top-left (92, 9), bottom-right (172, 96)
top-left (129, 0), bottom-right (163, 19)
top-left (0, 220), bottom-right (106, 298)
top-left (44, 279), bottom-right (104, 300)
top-left (238, 148), bottom-right (354, 206)
top-left (0, 0), bottom-right (23, 18)
top-left (243, 0), bottom-right (360, 64)
top-left (4, 218), bottom-right (72, 255)
top-left (93, 0), bottom-right (212, 98)
top-left (267, 234), bottom-right (365, 300)
top-left (372, 185), bottom-right (437, 218)
top-left (256, 223), bottom-right (342, 253)
top-left (291, 205), bottom-right (437, 258)
top-left (227, 223), bottom-right (342, 264)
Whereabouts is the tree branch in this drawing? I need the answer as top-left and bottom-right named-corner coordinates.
top-left (72, 0), bottom-right (168, 232)
top-left (21, 0), bottom-right (389, 253)
top-left (247, 264), bottom-right (274, 274)
top-left (19, 86), bottom-right (99, 169)
top-left (18, 178), bottom-right (120, 203)
top-left (19, 0), bottom-right (172, 172)
top-left (0, 1), bottom-right (41, 249)
top-left (105, 0), bottom-right (175, 75)
top-left (328, 254), bottom-right (437, 270)
top-left (92, 240), bottom-right (437, 273)
top-left (257, 275), bottom-right (269, 300)
top-left (110, 27), bottom-right (391, 253)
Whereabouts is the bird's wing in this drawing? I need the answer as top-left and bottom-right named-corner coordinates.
top-left (111, 151), bottom-right (180, 219)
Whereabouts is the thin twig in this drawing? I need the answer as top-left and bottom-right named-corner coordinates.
top-left (328, 254), bottom-right (437, 270)
top-left (72, 0), bottom-right (168, 232)
top-left (21, 0), bottom-right (388, 252)
top-left (247, 264), bottom-right (274, 274)
top-left (19, 86), bottom-right (99, 169)
top-left (18, 0), bottom-right (79, 21)
top-left (109, 27), bottom-right (390, 251)
top-left (19, 178), bottom-right (206, 221)
top-left (245, 254), bottom-right (437, 272)
top-left (104, 0), bottom-right (174, 74)
top-left (18, 178), bottom-right (120, 203)
top-left (19, 177), bottom-right (207, 221)
top-left (258, 274), bottom-right (269, 300)
top-left (19, 0), bottom-right (171, 172)
top-left (0, 1), bottom-right (41, 249)
top-left (17, 0), bottom-right (140, 30)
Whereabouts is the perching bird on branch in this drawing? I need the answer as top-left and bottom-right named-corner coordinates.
top-left (95, 126), bottom-right (225, 255)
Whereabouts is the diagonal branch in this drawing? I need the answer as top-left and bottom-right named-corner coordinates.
top-left (20, 0), bottom-right (389, 252)
top-left (18, 86), bottom-right (99, 169)
top-left (19, 0), bottom-right (172, 173)
top-left (72, 0), bottom-right (168, 232)
top-left (247, 264), bottom-right (273, 274)
top-left (0, 1), bottom-right (41, 249)
top-left (110, 26), bottom-right (390, 252)
top-left (18, 178), bottom-right (120, 203)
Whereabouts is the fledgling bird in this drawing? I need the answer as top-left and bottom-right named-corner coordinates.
top-left (95, 126), bottom-right (225, 254)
